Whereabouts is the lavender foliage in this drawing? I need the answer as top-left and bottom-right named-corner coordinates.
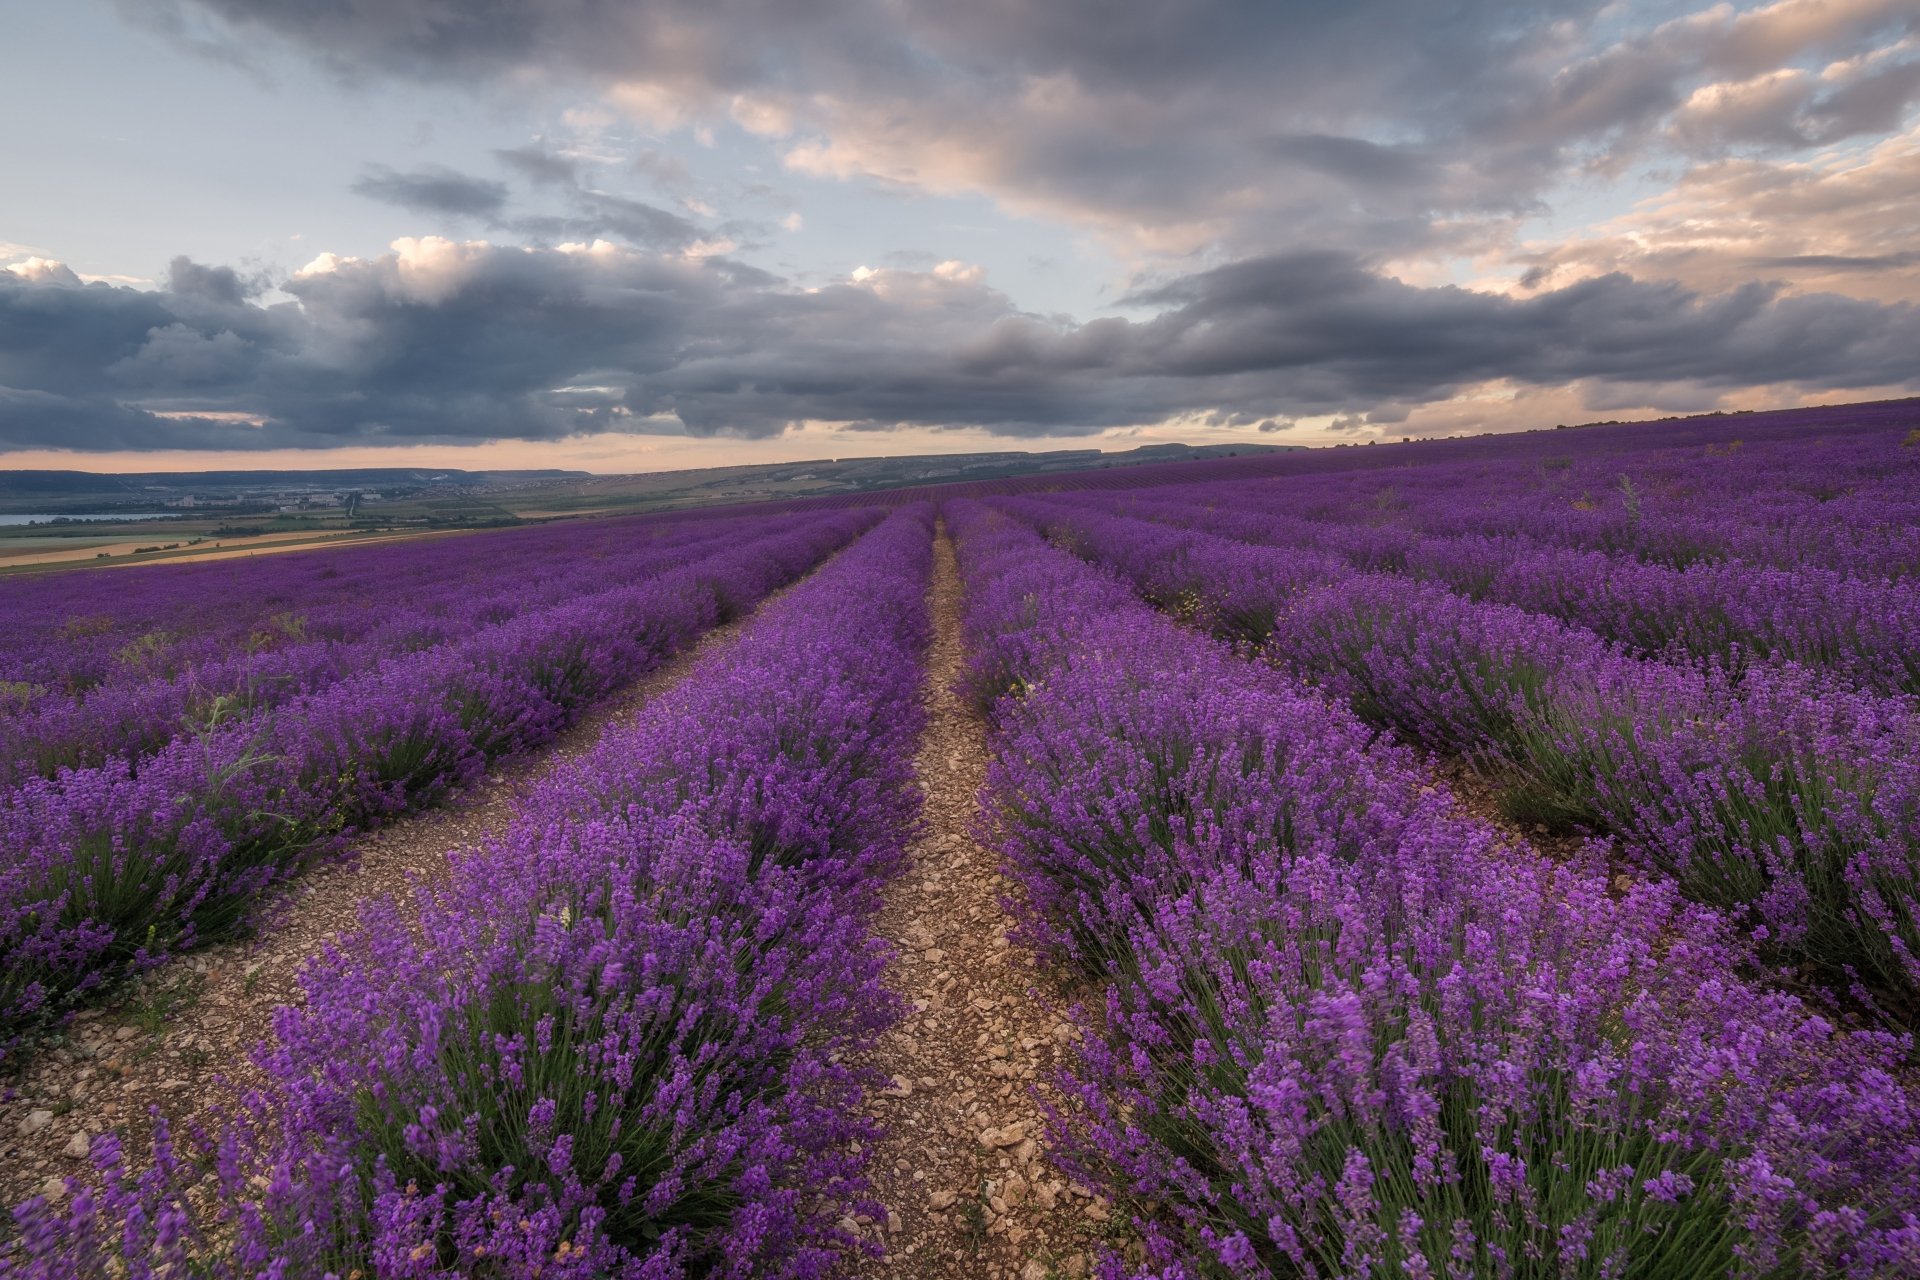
top-left (0, 510), bottom-right (878, 1058)
top-left (4, 508), bottom-right (934, 1277)
top-left (997, 493), bottom-right (1920, 1007)
top-left (953, 501), bottom-right (1920, 1278)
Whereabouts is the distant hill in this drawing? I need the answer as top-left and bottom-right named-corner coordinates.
top-left (0, 468), bottom-right (584, 505)
top-left (420, 442), bottom-right (1300, 518)
top-left (0, 445), bottom-right (1297, 517)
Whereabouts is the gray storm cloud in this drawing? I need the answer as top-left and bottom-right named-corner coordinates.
top-left (131, 0), bottom-right (1920, 261)
top-left (351, 165), bottom-right (511, 218)
top-left (16, 0), bottom-right (1915, 452)
top-left (4, 241), bottom-right (1916, 450)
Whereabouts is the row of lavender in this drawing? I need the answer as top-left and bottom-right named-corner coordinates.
top-left (1, 504), bottom-right (771, 680)
top-left (5, 508), bottom-right (934, 1278)
top-left (994, 492), bottom-right (1920, 1010)
top-left (1046, 439), bottom-right (1920, 698)
top-left (0, 508), bottom-right (879, 1060)
top-left (952, 501), bottom-right (1920, 1278)
top-left (1, 513), bottom-right (764, 781)
top-left (1254, 424), bottom-right (1920, 578)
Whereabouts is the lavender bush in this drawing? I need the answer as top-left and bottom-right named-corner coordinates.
top-left (952, 502), bottom-right (1920, 1278)
top-left (1000, 496), bottom-right (1920, 1007)
top-left (0, 510), bottom-right (878, 1058)
top-left (0, 512), bottom-right (764, 781)
top-left (4, 508), bottom-right (935, 1277)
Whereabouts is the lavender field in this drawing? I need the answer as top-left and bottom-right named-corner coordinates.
top-left (4, 404), bottom-right (1920, 1277)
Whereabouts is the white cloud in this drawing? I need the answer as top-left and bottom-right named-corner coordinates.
top-left (389, 236), bottom-right (494, 304)
top-left (729, 93), bottom-right (795, 137)
top-left (1518, 123), bottom-right (1920, 301)
top-left (4, 257), bottom-right (83, 286)
top-left (933, 259), bottom-right (985, 284)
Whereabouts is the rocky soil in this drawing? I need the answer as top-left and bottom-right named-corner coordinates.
top-left (848, 527), bottom-right (1119, 1280)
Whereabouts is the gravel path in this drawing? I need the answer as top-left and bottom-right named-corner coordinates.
top-left (0, 595), bottom-right (785, 1209)
top-left (848, 525), bottom-right (1113, 1280)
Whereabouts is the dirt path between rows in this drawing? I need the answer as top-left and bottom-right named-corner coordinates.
top-left (848, 525), bottom-right (1111, 1280)
top-left (0, 590), bottom-right (794, 1209)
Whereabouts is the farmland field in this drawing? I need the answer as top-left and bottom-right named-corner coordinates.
top-left (3, 401), bottom-right (1920, 1277)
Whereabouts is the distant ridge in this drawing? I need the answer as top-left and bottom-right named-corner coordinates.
top-left (0, 468), bottom-right (584, 499)
top-left (0, 443), bottom-right (1297, 515)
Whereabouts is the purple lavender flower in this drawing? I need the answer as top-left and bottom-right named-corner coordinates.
top-left (952, 501), bottom-right (1920, 1279)
top-left (4, 508), bottom-right (935, 1277)
top-left (1, 509), bottom-right (879, 1059)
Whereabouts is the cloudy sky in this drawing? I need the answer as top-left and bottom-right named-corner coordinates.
top-left (3, 0), bottom-right (1918, 473)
